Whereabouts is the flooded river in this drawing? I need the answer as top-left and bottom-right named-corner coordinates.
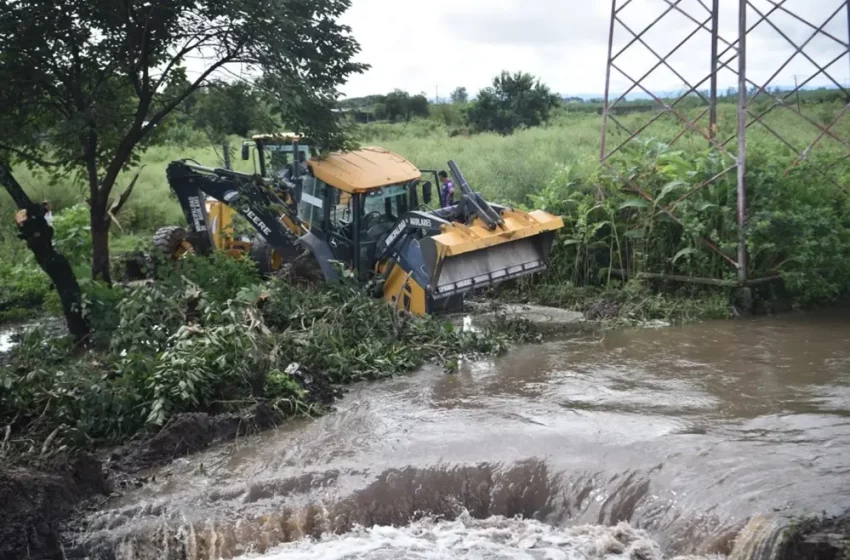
top-left (73, 312), bottom-right (850, 560)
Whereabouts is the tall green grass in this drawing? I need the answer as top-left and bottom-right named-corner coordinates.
top-left (359, 102), bottom-right (850, 203)
top-left (2, 101), bottom-right (847, 251)
top-left (358, 112), bottom-right (602, 203)
top-left (0, 136), bottom-right (262, 254)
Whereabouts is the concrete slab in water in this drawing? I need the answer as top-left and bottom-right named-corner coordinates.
top-left (463, 302), bottom-right (589, 334)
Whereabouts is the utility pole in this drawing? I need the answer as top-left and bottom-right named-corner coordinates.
top-left (794, 75), bottom-right (801, 112)
top-left (736, 0), bottom-right (748, 285)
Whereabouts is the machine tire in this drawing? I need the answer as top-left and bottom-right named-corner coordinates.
top-left (279, 250), bottom-right (324, 287)
top-left (153, 226), bottom-right (190, 260)
top-left (250, 237), bottom-right (282, 277)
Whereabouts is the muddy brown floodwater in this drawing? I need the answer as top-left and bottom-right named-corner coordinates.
top-left (70, 311), bottom-right (850, 560)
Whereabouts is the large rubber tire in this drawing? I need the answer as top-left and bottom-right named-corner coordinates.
top-left (153, 226), bottom-right (189, 259)
top-left (279, 250), bottom-right (324, 287)
top-left (250, 237), bottom-right (282, 277)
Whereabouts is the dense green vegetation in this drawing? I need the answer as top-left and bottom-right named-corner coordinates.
top-left (0, 253), bottom-right (537, 455)
top-left (0, 0), bottom-right (367, 334)
top-left (3, 38), bottom-right (850, 455)
top-left (4, 97), bottom-right (850, 324)
top-left (466, 71), bottom-right (561, 135)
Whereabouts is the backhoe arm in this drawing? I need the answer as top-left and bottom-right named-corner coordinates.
top-left (447, 160), bottom-right (504, 230)
top-left (165, 161), bottom-right (303, 260)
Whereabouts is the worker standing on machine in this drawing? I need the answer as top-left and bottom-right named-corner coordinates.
top-left (438, 170), bottom-right (455, 208)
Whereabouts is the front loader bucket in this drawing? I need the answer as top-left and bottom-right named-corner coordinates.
top-left (419, 209), bottom-right (563, 299)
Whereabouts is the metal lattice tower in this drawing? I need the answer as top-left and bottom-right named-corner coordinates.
top-left (601, 0), bottom-right (850, 284)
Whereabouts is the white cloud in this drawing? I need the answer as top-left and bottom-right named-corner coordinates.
top-left (338, 0), bottom-right (850, 99)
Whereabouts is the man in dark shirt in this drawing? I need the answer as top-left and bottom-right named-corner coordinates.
top-left (439, 171), bottom-right (455, 208)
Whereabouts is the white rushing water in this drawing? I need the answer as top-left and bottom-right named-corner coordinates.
top-left (0, 331), bottom-right (14, 353)
top-left (235, 513), bottom-right (723, 560)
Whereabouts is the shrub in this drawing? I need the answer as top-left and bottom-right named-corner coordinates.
top-left (51, 203), bottom-right (92, 268)
top-left (158, 252), bottom-right (262, 303)
top-left (0, 261), bottom-right (53, 323)
top-left (145, 291), bottom-right (288, 426)
top-left (515, 138), bottom-right (850, 310)
top-left (467, 71), bottom-right (560, 135)
top-left (262, 279), bottom-right (539, 382)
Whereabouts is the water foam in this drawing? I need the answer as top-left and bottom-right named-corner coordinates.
top-left (235, 513), bottom-right (725, 560)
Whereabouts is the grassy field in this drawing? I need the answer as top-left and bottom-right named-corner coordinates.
top-left (2, 99), bottom-right (849, 319)
top-left (2, 143), bottom-right (253, 240)
top-left (4, 100), bottom-right (847, 243)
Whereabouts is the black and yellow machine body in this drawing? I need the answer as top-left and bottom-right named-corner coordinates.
top-left (159, 143), bottom-right (564, 316)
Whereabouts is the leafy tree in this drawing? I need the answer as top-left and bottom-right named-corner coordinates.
top-left (384, 90), bottom-right (411, 122)
top-left (409, 94), bottom-right (430, 119)
top-left (190, 82), bottom-right (273, 140)
top-left (432, 103), bottom-right (465, 127)
top-left (373, 101), bottom-right (389, 121)
top-left (379, 90), bottom-right (429, 122)
top-left (467, 71), bottom-right (560, 135)
top-left (0, 0), bottom-right (366, 337)
top-left (450, 87), bottom-right (469, 104)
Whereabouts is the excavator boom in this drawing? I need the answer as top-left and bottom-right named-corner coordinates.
top-left (165, 161), bottom-right (303, 261)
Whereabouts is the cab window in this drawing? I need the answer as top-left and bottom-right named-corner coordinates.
top-left (298, 176), bottom-right (327, 232)
top-left (265, 145), bottom-right (310, 178)
top-left (329, 190), bottom-right (354, 239)
top-left (361, 184), bottom-right (409, 225)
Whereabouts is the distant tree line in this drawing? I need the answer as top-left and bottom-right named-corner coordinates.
top-left (338, 90), bottom-right (430, 122)
top-left (341, 71), bottom-right (562, 135)
top-left (160, 74), bottom-right (850, 141)
top-left (561, 85), bottom-right (850, 115)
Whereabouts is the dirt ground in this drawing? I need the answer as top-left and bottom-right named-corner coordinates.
top-left (0, 453), bottom-right (106, 560)
top-left (0, 365), bottom-right (342, 560)
top-left (777, 514), bottom-right (850, 560)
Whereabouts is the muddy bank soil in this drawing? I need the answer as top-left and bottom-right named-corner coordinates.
top-left (0, 366), bottom-right (341, 560)
top-left (0, 453), bottom-right (106, 560)
top-left (1, 407), bottom-right (312, 559)
top-left (778, 514), bottom-right (850, 560)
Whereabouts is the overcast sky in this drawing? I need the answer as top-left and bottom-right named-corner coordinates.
top-left (337, 0), bottom-right (850, 100)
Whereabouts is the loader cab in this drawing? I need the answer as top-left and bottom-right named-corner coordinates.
top-left (297, 177), bottom-right (418, 278)
top-left (241, 133), bottom-right (313, 180)
top-left (292, 148), bottom-right (427, 281)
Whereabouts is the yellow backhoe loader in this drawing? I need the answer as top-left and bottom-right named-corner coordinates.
top-left (154, 135), bottom-right (564, 315)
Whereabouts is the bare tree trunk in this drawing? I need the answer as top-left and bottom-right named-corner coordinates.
top-left (0, 164), bottom-right (90, 342)
top-left (90, 213), bottom-right (112, 285)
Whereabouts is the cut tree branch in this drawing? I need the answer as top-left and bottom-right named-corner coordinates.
top-left (109, 165), bottom-right (145, 218)
top-left (0, 144), bottom-right (65, 168)
top-left (0, 163), bottom-right (35, 208)
top-left (0, 163), bottom-right (90, 340)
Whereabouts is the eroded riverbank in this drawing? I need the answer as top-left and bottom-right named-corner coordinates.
top-left (60, 311), bottom-right (850, 560)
